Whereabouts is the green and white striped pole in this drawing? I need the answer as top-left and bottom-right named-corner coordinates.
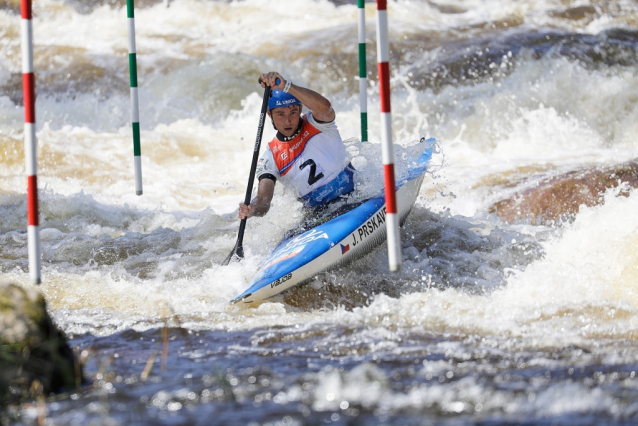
top-left (127, 0), bottom-right (143, 195)
top-left (357, 0), bottom-right (368, 143)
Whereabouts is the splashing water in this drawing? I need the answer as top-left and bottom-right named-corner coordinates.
top-left (2, 0), bottom-right (638, 424)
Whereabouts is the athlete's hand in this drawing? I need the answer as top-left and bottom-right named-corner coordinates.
top-left (259, 72), bottom-right (285, 90)
top-left (238, 203), bottom-right (254, 220)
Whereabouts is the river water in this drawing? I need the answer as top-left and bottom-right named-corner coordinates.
top-left (1, 0), bottom-right (638, 424)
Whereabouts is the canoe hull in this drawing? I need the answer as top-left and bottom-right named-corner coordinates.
top-left (231, 141), bottom-right (434, 304)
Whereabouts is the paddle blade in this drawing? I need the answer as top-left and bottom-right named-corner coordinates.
top-left (222, 244), bottom-right (244, 266)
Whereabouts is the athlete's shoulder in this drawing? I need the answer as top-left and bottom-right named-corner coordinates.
top-left (306, 110), bottom-right (334, 124)
top-left (306, 111), bottom-right (340, 139)
top-left (257, 147), bottom-right (278, 178)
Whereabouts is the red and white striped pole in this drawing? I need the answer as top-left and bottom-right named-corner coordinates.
top-left (21, 0), bottom-right (41, 284)
top-left (376, 0), bottom-right (401, 272)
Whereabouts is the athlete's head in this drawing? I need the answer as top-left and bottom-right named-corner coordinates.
top-left (267, 90), bottom-right (302, 138)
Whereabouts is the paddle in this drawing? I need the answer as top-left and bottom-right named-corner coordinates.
top-left (222, 78), bottom-right (278, 265)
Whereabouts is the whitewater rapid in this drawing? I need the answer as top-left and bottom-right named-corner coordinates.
top-left (1, 0), bottom-right (638, 424)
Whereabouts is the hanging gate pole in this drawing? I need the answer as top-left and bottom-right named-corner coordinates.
top-left (358, 0), bottom-right (368, 143)
top-left (376, 0), bottom-right (401, 272)
top-left (21, 0), bottom-right (41, 284)
top-left (127, 0), bottom-right (143, 195)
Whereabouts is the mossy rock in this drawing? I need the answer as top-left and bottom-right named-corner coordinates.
top-left (0, 281), bottom-right (81, 404)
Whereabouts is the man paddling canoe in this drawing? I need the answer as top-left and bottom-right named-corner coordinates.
top-left (238, 71), bottom-right (354, 220)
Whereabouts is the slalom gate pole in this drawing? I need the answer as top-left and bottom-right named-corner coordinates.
top-left (21, 0), bottom-right (41, 284)
top-left (358, 0), bottom-right (368, 143)
top-left (127, 0), bottom-right (143, 195)
top-left (376, 0), bottom-right (401, 272)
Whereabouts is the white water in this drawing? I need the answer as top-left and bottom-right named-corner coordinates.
top-left (1, 0), bottom-right (638, 423)
top-left (1, 0), bottom-right (636, 332)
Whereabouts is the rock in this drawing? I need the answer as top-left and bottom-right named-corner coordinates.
top-left (489, 160), bottom-right (638, 225)
top-left (0, 281), bottom-right (81, 404)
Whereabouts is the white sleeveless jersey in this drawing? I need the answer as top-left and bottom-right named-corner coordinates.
top-left (256, 112), bottom-right (350, 200)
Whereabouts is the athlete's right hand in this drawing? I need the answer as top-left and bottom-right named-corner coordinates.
top-left (238, 203), bottom-right (253, 220)
top-left (259, 72), bottom-right (285, 90)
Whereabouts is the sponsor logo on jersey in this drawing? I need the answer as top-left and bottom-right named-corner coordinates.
top-left (289, 131), bottom-right (310, 152)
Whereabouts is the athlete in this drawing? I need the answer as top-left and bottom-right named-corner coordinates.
top-left (238, 72), bottom-right (354, 220)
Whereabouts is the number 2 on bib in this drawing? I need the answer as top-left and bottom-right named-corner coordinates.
top-left (299, 159), bottom-right (324, 186)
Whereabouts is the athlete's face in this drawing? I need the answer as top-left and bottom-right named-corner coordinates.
top-left (268, 105), bottom-right (301, 137)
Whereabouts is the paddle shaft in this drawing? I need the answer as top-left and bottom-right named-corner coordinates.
top-left (225, 79), bottom-right (277, 263)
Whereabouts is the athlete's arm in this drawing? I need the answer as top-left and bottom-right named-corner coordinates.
top-left (259, 71), bottom-right (335, 123)
top-left (238, 178), bottom-right (275, 219)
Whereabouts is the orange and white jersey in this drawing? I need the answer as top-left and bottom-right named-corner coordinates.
top-left (256, 112), bottom-right (350, 202)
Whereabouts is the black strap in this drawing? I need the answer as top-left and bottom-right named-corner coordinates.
top-left (258, 173), bottom-right (277, 183)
